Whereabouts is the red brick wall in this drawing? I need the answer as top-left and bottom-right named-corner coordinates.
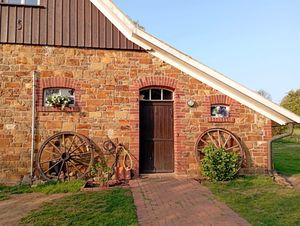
top-left (0, 44), bottom-right (272, 183)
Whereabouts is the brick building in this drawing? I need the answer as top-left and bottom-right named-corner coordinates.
top-left (0, 0), bottom-right (299, 184)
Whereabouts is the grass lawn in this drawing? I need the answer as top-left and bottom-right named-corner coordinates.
top-left (273, 140), bottom-right (300, 178)
top-left (0, 180), bottom-right (85, 201)
top-left (21, 188), bottom-right (138, 226)
top-left (294, 128), bottom-right (300, 136)
top-left (205, 140), bottom-right (300, 226)
top-left (205, 176), bottom-right (300, 226)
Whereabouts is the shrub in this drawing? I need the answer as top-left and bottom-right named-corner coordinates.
top-left (201, 144), bottom-right (241, 181)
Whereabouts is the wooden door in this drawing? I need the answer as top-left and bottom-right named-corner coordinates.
top-left (140, 101), bottom-right (174, 173)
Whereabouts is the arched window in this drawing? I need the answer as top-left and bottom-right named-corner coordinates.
top-left (140, 88), bottom-right (173, 101)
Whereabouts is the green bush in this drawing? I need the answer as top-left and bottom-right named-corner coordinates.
top-left (201, 144), bottom-right (241, 181)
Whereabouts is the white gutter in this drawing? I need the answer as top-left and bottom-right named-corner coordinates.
top-left (30, 71), bottom-right (37, 178)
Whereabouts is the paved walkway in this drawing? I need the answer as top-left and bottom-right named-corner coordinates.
top-left (130, 176), bottom-right (250, 226)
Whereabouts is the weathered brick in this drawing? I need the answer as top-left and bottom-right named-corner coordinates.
top-left (62, 122), bottom-right (75, 131)
top-left (0, 44), bottom-right (272, 184)
top-left (46, 121), bottom-right (62, 129)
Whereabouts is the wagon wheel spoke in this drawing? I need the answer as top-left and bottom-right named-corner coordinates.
top-left (40, 157), bottom-right (60, 165)
top-left (68, 160), bottom-right (82, 173)
top-left (69, 142), bottom-right (88, 155)
top-left (62, 134), bottom-right (66, 153)
top-left (42, 148), bottom-right (59, 156)
top-left (217, 130), bottom-right (221, 147)
top-left (69, 160), bottom-right (86, 177)
top-left (71, 152), bottom-right (92, 157)
top-left (200, 138), bottom-right (208, 145)
top-left (44, 159), bottom-right (63, 174)
top-left (71, 158), bottom-right (90, 167)
top-left (57, 160), bottom-right (65, 181)
top-left (223, 134), bottom-right (232, 148)
top-left (49, 141), bottom-right (63, 155)
top-left (196, 128), bottom-right (244, 167)
top-left (225, 144), bottom-right (240, 151)
top-left (66, 162), bottom-right (70, 181)
top-left (67, 135), bottom-right (77, 153)
top-left (207, 132), bottom-right (219, 148)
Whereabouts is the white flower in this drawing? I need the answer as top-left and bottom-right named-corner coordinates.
top-left (46, 94), bottom-right (71, 109)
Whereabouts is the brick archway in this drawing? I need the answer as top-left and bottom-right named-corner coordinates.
top-left (129, 76), bottom-right (186, 175)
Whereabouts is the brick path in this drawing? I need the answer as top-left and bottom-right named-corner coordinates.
top-left (130, 176), bottom-right (251, 226)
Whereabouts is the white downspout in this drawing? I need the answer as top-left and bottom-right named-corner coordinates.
top-left (30, 71), bottom-right (37, 178)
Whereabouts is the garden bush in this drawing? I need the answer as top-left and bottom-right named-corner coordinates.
top-left (201, 144), bottom-right (241, 181)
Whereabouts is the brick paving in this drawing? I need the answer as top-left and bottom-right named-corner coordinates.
top-left (130, 176), bottom-right (251, 226)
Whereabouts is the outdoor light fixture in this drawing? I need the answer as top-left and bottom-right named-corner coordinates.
top-left (187, 99), bottom-right (195, 107)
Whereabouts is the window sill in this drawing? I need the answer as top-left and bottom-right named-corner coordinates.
top-left (208, 117), bottom-right (235, 123)
top-left (37, 106), bottom-right (80, 112)
top-left (0, 3), bottom-right (46, 8)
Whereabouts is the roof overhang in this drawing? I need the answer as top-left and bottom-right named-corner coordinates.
top-left (91, 0), bottom-right (300, 125)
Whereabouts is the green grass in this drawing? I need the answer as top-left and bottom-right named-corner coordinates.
top-left (283, 128), bottom-right (300, 143)
top-left (0, 193), bottom-right (9, 201)
top-left (273, 140), bottom-right (300, 178)
top-left (205, 176), bottom-right (300, 226)
top-left (294, 128), bottom-right (300, 136)
top-left (21, 188), bottom-right (138, 226)
top-left (0, 180), bottom-right (85, 201)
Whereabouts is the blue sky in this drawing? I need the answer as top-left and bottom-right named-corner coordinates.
top-left (114, 0), bottom-right (300, 104)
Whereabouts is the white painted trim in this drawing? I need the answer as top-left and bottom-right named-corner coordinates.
top-left (134, 29), bottom-right (300, 124)
top-left (91, 0), bottom-right (151, 50)
top-left (90, 0), bottom-right (300, 125)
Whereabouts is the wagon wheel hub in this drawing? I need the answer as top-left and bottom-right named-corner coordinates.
top-left (61, 152), bottom-right (71, 161)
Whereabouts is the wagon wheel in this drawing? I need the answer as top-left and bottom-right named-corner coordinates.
top-left (196, 128), bottom-right (245, 166)
top-left (37, 132), bottom-right (94, 181)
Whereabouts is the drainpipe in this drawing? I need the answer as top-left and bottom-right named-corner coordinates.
top-left (268, 123), bottom-right (294, 175)
top-left (30, 71), bottom-right (37, 178)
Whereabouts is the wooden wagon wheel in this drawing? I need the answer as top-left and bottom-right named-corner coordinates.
top-left (37, 132), bottom-right (94, 181)
top-left (195, 128), bottom-right (245, 165)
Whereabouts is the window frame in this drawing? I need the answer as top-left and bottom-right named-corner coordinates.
top-left (43, 88), bottom-right (75, 108)
top-left (211, 104), bottom-right (230, 118)
top-left (140, 88), bottom-right (174, 101)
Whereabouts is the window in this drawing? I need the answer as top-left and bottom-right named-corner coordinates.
top-left (3, 0), bottom-right (40, 5)
top-left (43, 88), bottom-right (75, 107)
top-left (140, 88), bottom-right (173, 101)
top-left (211, 105), bottom-right (230, 118)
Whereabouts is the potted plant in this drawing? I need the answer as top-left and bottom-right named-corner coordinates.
top-left (45, 94), bottom-right (71, 110)
top-left (90, 159), bottom-right (113, 187)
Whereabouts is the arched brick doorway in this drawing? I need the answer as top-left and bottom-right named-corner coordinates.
top-left (129, 76), bottom-right (185, 175)
top-left (139, 88), bottom-right (174, 173)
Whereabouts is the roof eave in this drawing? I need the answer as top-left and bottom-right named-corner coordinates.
top-left (90, 0), bottom-right (300, 125)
